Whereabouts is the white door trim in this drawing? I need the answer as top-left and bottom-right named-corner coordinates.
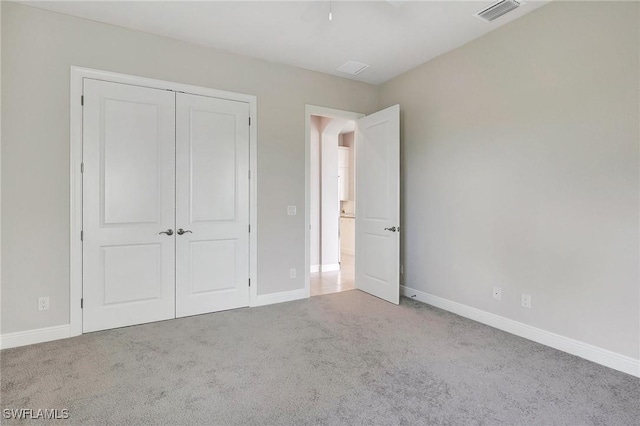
top-left (304, 105), bottom-right (364, 298)
top-left (70, 66), bottom-right (258, 337)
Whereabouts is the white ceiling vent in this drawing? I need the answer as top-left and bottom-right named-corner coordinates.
top-left (337, 61), bottom-right (370, 76)
top-left (474, 0), bottom-right (523, 23)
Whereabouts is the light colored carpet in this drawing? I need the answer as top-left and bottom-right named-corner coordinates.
top-left (1, 290), bottom-right (639, 425)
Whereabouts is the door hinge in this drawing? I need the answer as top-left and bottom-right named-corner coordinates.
top-left (248, 224), bottom-right (251, 233)
top-left (249, 117), bottom-right (251, 126)
top-left (80, 298), bottom-right (84, 309)
top-left (248, 170), bottom-right (251, 179)
top-left (248, 278), bottom-right (251, 287)
top-left (81, 162), bottom-right (84, 173)
top-left (80, 230), bottom-right (83, 241)
top-left (81, 95), bottom-right (84, 106)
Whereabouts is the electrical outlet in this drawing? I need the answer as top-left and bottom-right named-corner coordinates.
top-left (290, 268), bottom-right (297, 279)
top-left (521, 294), bottom-right (531, 309)
top-left (38, 296), bottom-right (50, 311)
top-left (287, 205), bottom-right (297, 216)
top-left (492, 287), bottom-right (502, 301)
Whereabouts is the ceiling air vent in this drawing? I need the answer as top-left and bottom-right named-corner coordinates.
top-left (474, 0), bottom-right (523, 23)
top-left (337, 61), bottom-right (370, 76)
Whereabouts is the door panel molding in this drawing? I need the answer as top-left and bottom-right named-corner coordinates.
top-left (355, 105), bottom-right (400, 304)
top-left (70, 67), bottom-right (258, 337)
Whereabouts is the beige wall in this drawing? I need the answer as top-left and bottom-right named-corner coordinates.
top-left (379, 1), bottom-right (640, 358)
top-left (320, 117), bottom-right (342, 268)
top-left (0, 2), bottom-right (378, 333)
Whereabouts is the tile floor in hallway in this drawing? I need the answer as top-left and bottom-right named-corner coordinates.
top-left (311, 254), bottom-right (356, 296)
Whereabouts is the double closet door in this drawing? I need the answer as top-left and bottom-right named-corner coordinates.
top-left (82, 79), bottom-right (250, 333)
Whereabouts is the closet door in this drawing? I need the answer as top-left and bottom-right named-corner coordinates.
top-left (83, 80), bottom-right (176, 332)
top-left (175, 93), bottom-right (250, 317)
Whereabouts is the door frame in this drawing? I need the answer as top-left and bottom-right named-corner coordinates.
top-left (304, 105), bottom-right (364, 297)
top-left (70, 66), bottom-right (258, 337)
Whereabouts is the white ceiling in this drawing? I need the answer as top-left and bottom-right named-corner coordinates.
top-left (22, 0), bottom-right (550, 85)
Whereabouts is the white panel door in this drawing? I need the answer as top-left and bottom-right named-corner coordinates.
top-left (175, 93), bottom-right (250, 317)
top-left (355, 105), bottom-right (400, 304)
top-left (83, 79), bottom-right (176, 332)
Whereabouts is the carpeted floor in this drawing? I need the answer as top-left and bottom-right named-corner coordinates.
top-left (1, 290), bottom-right (639, 425)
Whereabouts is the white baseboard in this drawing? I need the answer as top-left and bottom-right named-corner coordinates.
top-left (253, 288), bottom-right (308, 307)
top-left (321, 263), bottom-right (340, 272)
top-left (310, 264), bottom-right (320, 273)
top-left (401, 285), bottom-right (640, 378)
top-left (0, 324), bottom-right (71, 350)
top-left (3, 289), bottom-right (310, 348)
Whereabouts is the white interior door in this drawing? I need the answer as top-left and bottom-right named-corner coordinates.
top-left (83, 79), bottom-right (176, 332)
top-left (175, 93), bottom-right (250, 317)
top-left (355, 105), bottom-right (400, 304)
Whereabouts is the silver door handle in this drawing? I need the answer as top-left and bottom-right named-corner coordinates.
top-left (159, 229), bottom-right (173, 236)
top-left (384, 226), bottom-right (397, 232)
top-left (177, 228), bottom-right (192, 235)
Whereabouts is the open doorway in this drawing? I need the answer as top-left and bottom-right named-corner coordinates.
top-left (305, 104), bottom-right (400, 303)
top-left (307, 110), bottom-right (360, 296)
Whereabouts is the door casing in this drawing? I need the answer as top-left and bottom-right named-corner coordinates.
top-left (70, 66), bottom-right (258, 337)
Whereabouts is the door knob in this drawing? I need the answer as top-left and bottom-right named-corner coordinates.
top-left (177, 228), bottom-right (192, 235)
top-left (159, 229), bottom-right (173, 236)
top-left (384, 226), bottom-right (397, 232)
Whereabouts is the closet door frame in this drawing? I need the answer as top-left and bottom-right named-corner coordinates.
top-left (69, 66), bottom-right (258, 337)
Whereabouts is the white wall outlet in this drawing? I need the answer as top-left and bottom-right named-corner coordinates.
top-left (38, 296), bottom-right (50, 311)
top-left (290, 268), bottom-right (297, 279)
top-left (287, 205), bottom-right (297, 215)
top-left (521, 294), bottom-right (532, 308)
top-left (492, 287), bottom-right (502, 301)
